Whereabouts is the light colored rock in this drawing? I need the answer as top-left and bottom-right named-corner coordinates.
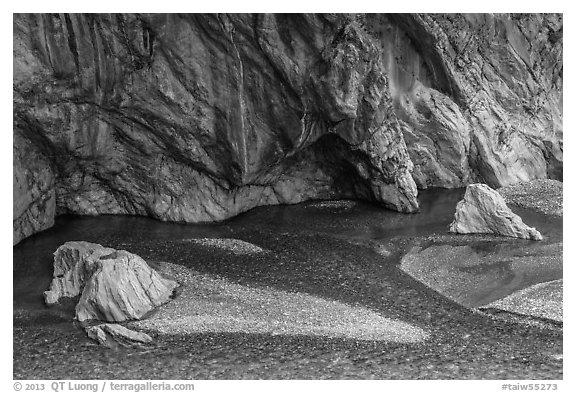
top-left (85, 323), bottom-right (153, 347)
top-left (383, 14), bottom-right (562, 188)
top-left (449, 184), bottom-right (543, 240)
top-left (44, 241), bottom-right (179, 322)
top-left (44, 242), bottom-right (117, 304)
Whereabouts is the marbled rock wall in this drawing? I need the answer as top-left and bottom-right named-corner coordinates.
top-left (13, 128), bottom-right (56, 245)
top-left (13, 14), bottom-right (562, 243)
top-left (369, 14), bottom-right (562, 188)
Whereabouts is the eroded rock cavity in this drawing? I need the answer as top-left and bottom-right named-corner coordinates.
top-left (13, 14), bottom-right (562, 243)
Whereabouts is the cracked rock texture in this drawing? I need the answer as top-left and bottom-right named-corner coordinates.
top-left (13, 129), bottom-right (56, 245)
top-left (44, 241), bottom-right (179, 322)
top-left (85, 323), bottom-right (153, 348)
top-left (449, 184), bottom-right (542, 240)
top-left (13, 14), bottom-right (562, 242)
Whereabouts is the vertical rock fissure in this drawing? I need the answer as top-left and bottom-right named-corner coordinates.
top-left (219, 15), bottom-right (249, 181)
top-left (12, 13), bottom-right (562, 242)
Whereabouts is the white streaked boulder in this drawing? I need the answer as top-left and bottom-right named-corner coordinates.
top-left (449, 184), bottom-right (542, 240)
top-left (44, 241), bottom-right (179, 322)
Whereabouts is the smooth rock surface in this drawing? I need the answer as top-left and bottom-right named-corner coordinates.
top-left (44, 241), bottom-right (179, 322)
top-left (13, 14), bottom-right (562, 242)
top-left (85, 323), bottom-right (153, 348)
top-left (449, 184), bottom-right (543, 240)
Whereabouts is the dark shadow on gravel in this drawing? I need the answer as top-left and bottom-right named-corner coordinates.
top-left (13, 189), bottom-right (562, 379)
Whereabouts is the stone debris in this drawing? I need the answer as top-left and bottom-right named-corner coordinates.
top-left (306, 200), bottom-right (358, 210)
top-left (44, 241), bottom-right (179, 323)
top-left (399, 243), bottom-right (562, 308)
top-left (131, 262), bottom-right (429, 343)
top-left (499, 179), bottom-right (563, 217)
top-left (183, 238), bottom-right (267, 255)
top-left (85, 323), bottom-right (153, 348)
top-left (449, 184), bottom-right (542, 240)
top-left (480, 279), bottom-right (563, 323)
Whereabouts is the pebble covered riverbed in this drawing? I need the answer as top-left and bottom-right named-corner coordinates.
top-left (13, 187), bottom-right (562, 379)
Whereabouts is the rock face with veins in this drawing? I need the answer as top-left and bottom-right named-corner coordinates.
top-left (13, 130), bottom-right (56, 245)
top-left (13, 14), bottom-right (562, 243)
top-left (44, 241), bottom-right (179, 322)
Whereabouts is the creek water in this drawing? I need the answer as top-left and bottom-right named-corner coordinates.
top-left (13, 189), bottom-right (563, 379)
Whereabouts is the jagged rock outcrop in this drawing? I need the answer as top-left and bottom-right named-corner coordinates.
top-left (44, 241), bottom-right (179, 322)
top-left (13, 14), bottom-right (562, 242)
top-left (13, 129), bottom-right (56, 245)
top-left (377, 14), bottom-right (562, 188)
top-left (85, 323), bottom-right (153, 348)
top-left (449, 184), bottom-right (543, 240)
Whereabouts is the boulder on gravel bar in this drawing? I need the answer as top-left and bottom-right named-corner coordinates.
top-left (44, 241), bottom-right (179, 322)
top-left (449, 184), bottom-right (542, 240)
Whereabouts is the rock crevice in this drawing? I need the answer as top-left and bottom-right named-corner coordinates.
top-left (13, 13), bottom-right (562, 243)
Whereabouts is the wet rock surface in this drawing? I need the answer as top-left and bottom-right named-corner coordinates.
top-left (13, 13), bottom-right (562, 242)
top-left (44, 241), bottom-right (179, 322)
top-left (14, 188), bottom-right (562, 379)
top-left (449, 184), bottom-right (543, 240)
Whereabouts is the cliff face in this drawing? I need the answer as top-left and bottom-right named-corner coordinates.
top-left (376, 14), bottom-right (562, 188)
top-left (13, 14), bottom-right (562, 244)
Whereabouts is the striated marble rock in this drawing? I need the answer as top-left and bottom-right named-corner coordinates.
top-left (378, 14), bottom-right (562, 188)
top-left (449, 184), bottom-right (542, 240)
top-left (13, 14), bottom-right (562, 242)
top-left (44, 241), bottom-right (179, 322)
top-left (13, 129), bottom-right (56, 245)
top-left (85, 323), bottom-right (153, 348)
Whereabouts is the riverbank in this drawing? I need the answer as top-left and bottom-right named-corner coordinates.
top-left (400, 180), bottom-right (563, 325)
top-left (499, 179), bottom-right (563, 217)
top-left (13, 186), bottom-right (562, 379)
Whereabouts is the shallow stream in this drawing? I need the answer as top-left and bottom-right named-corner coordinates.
top-left (13, 189), bottom-right (563, 379)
